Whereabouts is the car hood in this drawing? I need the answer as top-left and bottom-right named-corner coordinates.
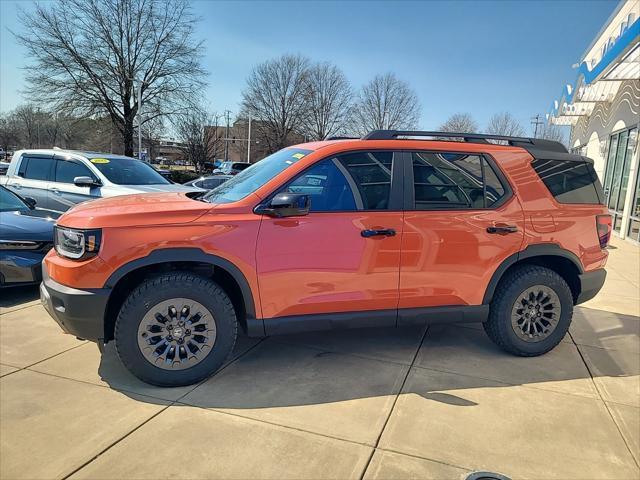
top-left (0, 210), bottom-right (56, 241)
top-left (57, 192), bottom-right (213, 229)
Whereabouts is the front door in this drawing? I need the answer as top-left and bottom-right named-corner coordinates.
top-left (49, 158), bottom-right (102, 212)
top-left (256, 150), bottom-right (403, 333)
top-left (399, 150), bottom-right (524, 320)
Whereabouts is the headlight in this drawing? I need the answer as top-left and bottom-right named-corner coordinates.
top-left (0, 240), bottom-right (40, 250)
top-left (54, 227), bottom-right (102, 260)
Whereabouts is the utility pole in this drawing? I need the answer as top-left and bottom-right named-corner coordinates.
top-left (531, 114), bottom-right (544, 138)
top-left (224, 110), bottom-right (231, 162)
top-left (247, 117), bottom-right (252, 163)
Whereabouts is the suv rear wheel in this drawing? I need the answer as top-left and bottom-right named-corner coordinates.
top-left (115, 272), bottom-right (237, 386)
top-left (484, 265), bottom-right (573, 356)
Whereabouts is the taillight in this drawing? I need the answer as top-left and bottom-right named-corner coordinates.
top-left (596, 214), bottom-right (612, 249)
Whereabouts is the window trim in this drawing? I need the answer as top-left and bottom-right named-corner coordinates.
top-left (402, 150), bottom-right (513, 211)
top-left (257, 150), bottom-right (404, 213)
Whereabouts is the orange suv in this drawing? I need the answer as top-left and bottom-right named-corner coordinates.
top-left (40, 131), bottom-right (611, 386)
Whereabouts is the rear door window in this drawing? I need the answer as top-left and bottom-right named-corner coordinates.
top-left (531, 159), bottom-right (603, 204)
top-left (411, 152), bottom-right (507, 209)
top-left (21, 156), bottom-right (55, 181)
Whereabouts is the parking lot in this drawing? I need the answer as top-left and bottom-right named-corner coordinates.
top-left (0, 237), bottom-right (638, 480)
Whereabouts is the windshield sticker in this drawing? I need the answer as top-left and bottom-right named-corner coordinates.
top-left (90, 158), bottom-right (110, 164)
top-left (291, 153), bottom-right (305, 159)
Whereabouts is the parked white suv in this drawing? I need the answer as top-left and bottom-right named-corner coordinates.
top-left (0, 149), bottom-right (199, 212)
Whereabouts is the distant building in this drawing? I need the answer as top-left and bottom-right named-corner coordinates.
top-left (155, 139), bottom-right (188, 164)
top-left (205, 118), bottom-right (304, 163)
top-left (547, 0), bottom-right (639, 243)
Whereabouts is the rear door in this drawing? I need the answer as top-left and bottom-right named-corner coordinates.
top-left (399, 150), bottom-right (524, 321)
top-left (49, 157), bottom-right (102, 211)
top-left (256, 150), bottom-right (404, 331)
top-left (7, 154), bottom-right (55, 209)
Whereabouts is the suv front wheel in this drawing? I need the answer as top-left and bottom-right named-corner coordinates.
top-left (484, 265), bottom-right (574, 356)
top-left (115, 272), bottom-right (237, 386)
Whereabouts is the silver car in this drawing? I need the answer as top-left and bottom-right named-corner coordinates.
top-left (0, 149), bottom-right (199, 212)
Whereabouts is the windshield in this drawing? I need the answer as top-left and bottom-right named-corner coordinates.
top-left (0, 187), bottom-right (28, 212)
top-left (88, 157), bottom-right (170, 185)
top-left (203, 148), bottom-right (312, 204)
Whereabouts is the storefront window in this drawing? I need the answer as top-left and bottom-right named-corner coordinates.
top-left (603, 135), bottom-right (619, 201)
top-left (628, 151), bottom-right (640, 243)
top-left (617, 128), bottom-right (637, 212)
top-left (607, 130), bottom-right (628, 211)
top-left (604, 127), bottom-right (637, 234)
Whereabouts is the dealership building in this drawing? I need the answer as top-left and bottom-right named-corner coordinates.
top-left (548, 0), bottom-right (639, 243)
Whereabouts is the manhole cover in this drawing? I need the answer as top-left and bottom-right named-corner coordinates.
top-left (466, 472), bottom-right (511, 480)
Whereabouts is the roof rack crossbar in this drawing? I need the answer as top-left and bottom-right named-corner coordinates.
top-left (363, 130), bottom-right (534, 143)
top-left (361, 130), bottom-right (568, 154)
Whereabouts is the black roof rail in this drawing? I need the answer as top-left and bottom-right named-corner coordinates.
top-left (362, 130), bottom-right (568, 154)
top-left (325, 136), bottom-right (360, 140)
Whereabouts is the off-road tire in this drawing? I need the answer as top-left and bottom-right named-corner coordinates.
top-left (115, 272), bottom-right (237, 386)
top-left (484, 265), bottom-right (573, 356)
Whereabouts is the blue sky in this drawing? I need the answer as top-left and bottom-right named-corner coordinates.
top-left (0, 0), bottom-right (618, 135)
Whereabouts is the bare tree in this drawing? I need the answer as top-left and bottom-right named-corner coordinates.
top-left (485, 112), bottom-right (525, 137)
top-left (242, 54), bottom-right (310, 153)
top-left (14, 105), bottom-right (39, 148)
top-left (176, 108), bottom-right (223, 173)
top-left (439, 113), bottom-right (478, 133)
top-left (537, 122), bottom-right (567, 145)
top-left (0, 112), bottom-right (20, 152)
top-left (351, 73), bottom-right (420, 135)
top-left (303, 62), bottom-right (353, 140)
top-left (14, 0), bottom-right (206, 156)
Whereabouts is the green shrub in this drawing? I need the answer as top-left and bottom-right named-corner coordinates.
top-left (170, 170), bottom-right (200, 184)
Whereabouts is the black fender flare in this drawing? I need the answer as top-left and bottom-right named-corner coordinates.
top-left (104, 248), bottom-right (257, 325)
top-left (483, 244), bottom-right (584, 304)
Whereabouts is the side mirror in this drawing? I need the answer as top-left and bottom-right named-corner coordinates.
top-left (74, 176), bottom-right (101, 188)
top-left (257, 192), bottom-right (310, 218)
top-left (23, 197), bottom-right (37, 209)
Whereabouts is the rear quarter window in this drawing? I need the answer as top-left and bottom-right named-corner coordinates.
top-left (531, 158), bottom-right (603, 204)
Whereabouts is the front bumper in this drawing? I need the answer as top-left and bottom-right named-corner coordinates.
top-left (40, 264), bottom-right (110, 342)
top-left (576, 268), bottom-right (607, 305)
top-left (0, 251), bottom-right (45, 286)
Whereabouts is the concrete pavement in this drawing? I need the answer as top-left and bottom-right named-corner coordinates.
top-left (1, 236), bottom-right (638, 479)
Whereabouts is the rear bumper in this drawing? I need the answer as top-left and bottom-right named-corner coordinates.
top-left (40, 264), bottom-right (109, 342)
top-left (576, 268), bottom-right (607, 305)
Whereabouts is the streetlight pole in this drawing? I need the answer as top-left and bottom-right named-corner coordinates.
top-left (224, 110), bottom-right (231, 162)
top-left (247, 116), bottom-right (252, 163)
top-left (137, 81), bottom-right (143, 160)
